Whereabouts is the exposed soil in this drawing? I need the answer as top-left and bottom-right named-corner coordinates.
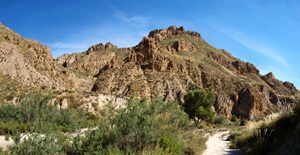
top-left (203, 131), bottom-right (241, 155)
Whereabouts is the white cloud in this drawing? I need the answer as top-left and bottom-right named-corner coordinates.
top-left (210, 24), bottom-right (290, 68)
top-left (112, 10), bottom-right (149, 27)
top-left (48, 42), bottom-right (90, 49)
top-left (47, 10), bottom-right (151, 58)
top-left (47, 19), bottom-right (149, 58)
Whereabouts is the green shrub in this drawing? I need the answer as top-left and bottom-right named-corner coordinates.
top-left (183, 89), bottom-right (216, 125)
top-left (231, 115), bottom-right (238, 122)
top-left (228, 131), bottom-right (241, 149)
top-left (111, 98), bottom-right (189, 153)
top-left (10, 133), bottom-right (69, 155)
top-left (0, 91), bottom-right (88, 134)
top-left (7, 96), bottom-right (206, 154)
top-left (178, 130), bottom-right (208, 154)
top-left (67, 98), bottom-right (199, 154)
top-left (230, 115), bottom-right (240, 126)
top-left (214, 116), bottom-right (227, 125)
top-left (240, 118), bottom-right (248, 126)
top-left (4, 94), bottom-right (14, 101)
top-left (5, 134), bottom-right (9, 141)
top-left (0, 104), bottom-right (19, 122)
top-left (159, 134), bottom-right (181, 154)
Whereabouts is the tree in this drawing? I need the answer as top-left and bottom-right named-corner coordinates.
top-left (183, 89), bottom-right (216, 125)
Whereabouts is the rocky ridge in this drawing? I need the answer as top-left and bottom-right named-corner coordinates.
top-left (90, 26), bottom-right (299, 118)
top-left (0, 23), bottom-right (94, 91)
top-left (0, 23), bottom-right (299, 119)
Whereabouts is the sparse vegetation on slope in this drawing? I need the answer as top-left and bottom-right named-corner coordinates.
top-left (0, 91), bottom-right (95, 135)
top-left (2, 97), bottom-right (208, 154)
top-left (229, 101), bottom-right (300, 155)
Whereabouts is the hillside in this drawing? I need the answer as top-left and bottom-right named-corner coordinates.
top-left (0, 24), bottom-right (299, 119)
top-left (0, 22), bottom-right (94, 91)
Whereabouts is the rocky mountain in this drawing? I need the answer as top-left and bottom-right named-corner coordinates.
top-left (0, 22), bottom-right (94, 91)
top-left (0, 23), bottom-right (299, 119)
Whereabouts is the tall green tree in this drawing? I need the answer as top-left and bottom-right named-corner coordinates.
top-left (183, 89), bottom-right (216, 125)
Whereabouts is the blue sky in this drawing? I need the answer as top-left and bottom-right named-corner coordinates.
top-left (1, 0), bottom-right (300, 88)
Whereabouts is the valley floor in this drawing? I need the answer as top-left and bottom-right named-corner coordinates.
top-left (203, 131), bottom-right (241, 155)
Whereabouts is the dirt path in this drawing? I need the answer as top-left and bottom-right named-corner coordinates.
top-left (202, 131), bottom-right (241, 155)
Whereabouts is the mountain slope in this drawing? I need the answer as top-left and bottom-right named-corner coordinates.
top-left (0, 22), bottom-right (93, 90)
top-left (89, 26), bottom-right (299, 118)
top-left (0, 23), bottom-right (298, 119)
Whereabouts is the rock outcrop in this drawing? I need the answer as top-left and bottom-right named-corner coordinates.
top-left (261, 72), bottom-right (298, 95)
top-left (232, 60), bottom-right (259, 75)
top-left (172, 40), bottom-right (195, 52)
top-left (91, 26), bottom-right (299, 118)
top-left (0, 23), bottom-right (298, 119)
top-left (0, 41), bottom-right (61, 88)
top-left (148, 25), bottom-right (202, 42)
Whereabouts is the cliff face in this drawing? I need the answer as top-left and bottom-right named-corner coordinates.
top-left (0, 23), bottom-right (298, 119)
top-left (90, 26), bottom-right (299, 119)
top-left (0, 23), bottom-right (62, 88)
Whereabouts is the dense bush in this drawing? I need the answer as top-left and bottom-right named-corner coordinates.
top-left (240, 118), bottom-right (248, 126)
top-left (183, 89), bottom-right (216, 125)
top-left (4, 95), bottom-right (207, 154)
top-left (230, 115), bottom-right (240, 126)
top-left (10, 132), bottom-right (70, 155)
top-left (213, 116), bottom-right (227, 125)
top-left (0, 92), bottom-right (88, 134)
top-left (67, 98), bottom-right (192, 154)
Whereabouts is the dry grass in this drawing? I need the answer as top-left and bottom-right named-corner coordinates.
top-left (229, 109), bottom-right (296, 154)
top-left (244, 113), bottom-right (281, 133)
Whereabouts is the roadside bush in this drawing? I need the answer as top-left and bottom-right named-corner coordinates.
top-left (178, 130), bottom-right (208, 154)
top-left (240, 127), bottom-right (274, 155)
top-left (230, 115), bottom-right (240, 126)
top-left (10, 132), bottom-right (70, 155)
top-left (183, 89), bottom-right (216, 125)
top-left (214, 116), bottom-right (227, 125)
top-left (111, 98), bottom-right (189, 153)
top-left (67, 98), bottom-right (204, 154)
top-left (7, 96), bottom-right (207, 154)
top-left (231, 115), bottom-right (238, 122)
top-left (159, 134), bottom-right (181, 154)
top-left (240, 118), bottom-right (248, 126)
top-left (231, 110), bottom-right (300, 155)
top-left (0, 91), bottom-right (88, 134)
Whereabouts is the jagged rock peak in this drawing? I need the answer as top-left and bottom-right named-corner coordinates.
top-left (232, 61), bottom-right (259, 75)
top-left (137, 37), bottom-right (159, 55)
top-left (264, 72), bottom-right (276, 80)
top-left (148, 25), bottom-right (202, 42)
top-left (283, 81), bottom-right (298, 92)
top-left (87, 42), bottom-right (116, 54)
